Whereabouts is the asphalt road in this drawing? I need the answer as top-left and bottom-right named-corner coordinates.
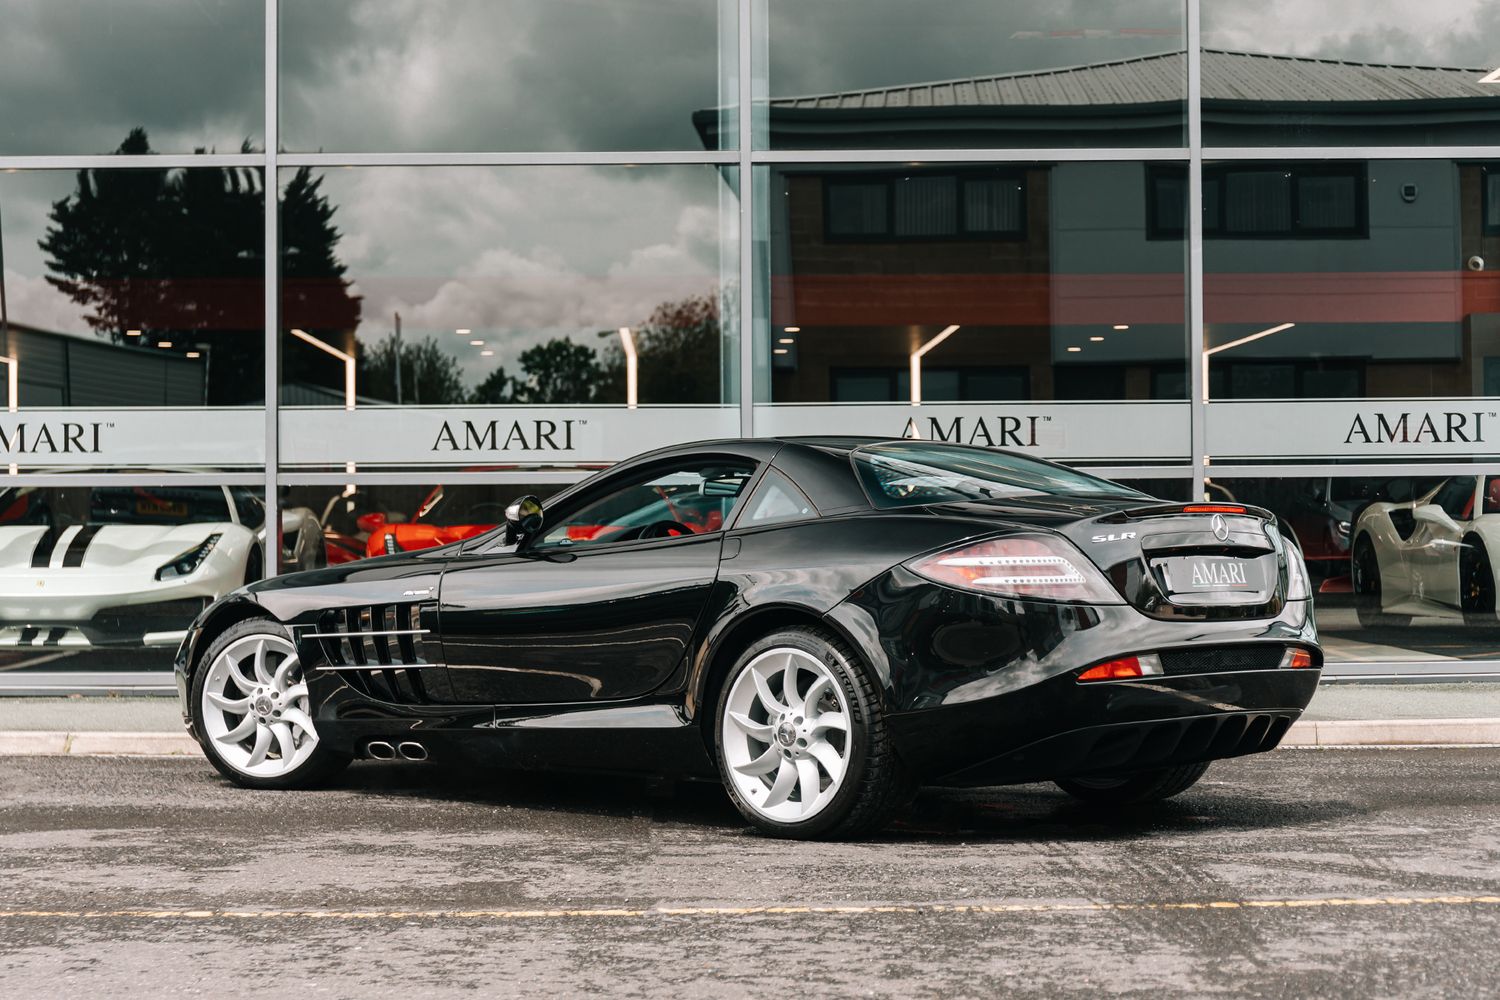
top-left (1, 749), bottom-right (1498, 998)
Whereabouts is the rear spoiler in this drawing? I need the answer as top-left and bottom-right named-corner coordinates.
top-left (1099, 502), bottom-right (1277, 522)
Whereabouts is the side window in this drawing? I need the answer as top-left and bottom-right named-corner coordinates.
top-left (1485, 476), bottom-right (1500, 517)
top-left (538, 461), bottom-right (754, 548)
top-left (741, 468), bottom-right (816, 526)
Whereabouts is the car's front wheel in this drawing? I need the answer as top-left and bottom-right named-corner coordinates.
top-left (714, 627), bottom-right (912, 840)
top-left (1461, 538), bottom-right (1497, 626)
top-left (1055, 761), bottom-right (1211, 806)
top-left (191, 618), bottom-right (350, 789)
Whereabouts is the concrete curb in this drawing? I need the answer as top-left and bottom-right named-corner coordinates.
top-left (0, 731), bottom-right (197, 756)
top-left (1, 720), bottom-right (1499, 757)
top-left (1282, 718), bottom-right (1500, 747)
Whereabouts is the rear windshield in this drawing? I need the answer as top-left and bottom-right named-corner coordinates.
top-left (852, 442), bottom-right (1148, 508)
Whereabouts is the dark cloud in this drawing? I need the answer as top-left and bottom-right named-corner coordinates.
top-left (1203, 0), bottom-right (1498, 69)
top-left (277, 0), bottom-right (726, 152)
top-left (765, 0), bottom-right (1185, 98)
top-left (0, 0), bottom-right (263, 154)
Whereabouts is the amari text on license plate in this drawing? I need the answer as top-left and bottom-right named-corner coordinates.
top-left (1159, 555), bottom-right (1263, 593)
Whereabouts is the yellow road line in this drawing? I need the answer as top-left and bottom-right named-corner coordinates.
top-left (0, 896), bottom-right (1497, 921)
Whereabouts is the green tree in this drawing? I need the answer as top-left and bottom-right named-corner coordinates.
top-left (357, 332), bottom-right (466, 405)
top-left (509, 339), bottom-right (606, 404)
top-left (468, 366), bottom-right (521, 404)
top-left (39, 128), bottom-right (361, 405)
top-left (596, 294), bottom-right (722, 404)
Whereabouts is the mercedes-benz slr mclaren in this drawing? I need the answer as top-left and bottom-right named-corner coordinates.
top-left (176, 438), bottom-right (1320, 839)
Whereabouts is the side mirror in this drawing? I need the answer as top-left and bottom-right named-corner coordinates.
top-left (505, 495), bottom-right (545, 543)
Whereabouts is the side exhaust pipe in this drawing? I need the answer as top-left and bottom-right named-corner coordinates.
top-left (396, 741), bottom-right (428, 762)
top-left (365, 740), bottom-right (396, 760)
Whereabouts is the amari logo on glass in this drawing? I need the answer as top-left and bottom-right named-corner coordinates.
top-left (0, 421), bottom-right (105, 455)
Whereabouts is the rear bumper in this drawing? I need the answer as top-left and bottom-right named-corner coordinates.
top-left (892, 667), bottom-right (1320, 784)
top-left (829, 566), bottom-right (1321, 783)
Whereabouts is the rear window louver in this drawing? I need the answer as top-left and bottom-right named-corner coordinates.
top-left (302, 602), bottom-right (440, 704)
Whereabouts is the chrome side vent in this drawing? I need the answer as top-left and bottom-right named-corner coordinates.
top-left (303, 601), bottom-right (440, 704)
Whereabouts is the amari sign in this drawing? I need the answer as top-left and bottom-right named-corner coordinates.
top-left (281, 406), bottom-right (740, 468)
top-left (0, 410), bottom-right (262, 467)
top-left (756, 403), bottom-right (1191, 463)
top-left (1208, 400), bottom-right (1498, 460)
top-left (279, 403), bottom-right (1191, 468)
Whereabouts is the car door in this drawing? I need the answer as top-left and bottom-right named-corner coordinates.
top-left (1407, 477), bottom-right (1475, 608)
top-left (435, 457), bottom-right (757, 705)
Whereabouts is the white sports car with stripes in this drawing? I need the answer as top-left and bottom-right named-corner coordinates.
top-left (0, 484), bottom-right (321, 649)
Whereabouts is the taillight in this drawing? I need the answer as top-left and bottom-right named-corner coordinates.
top-left (1078, 653), bottom-right (1164, 682)
top-left (908, 534), bottom-right (1123, 603)
top-left (1183, 504), bottom-right (1246, 514)
top-left (1285, 543), bottom-right (1311, 600)
top-left (1282, 648), bottom-right (1316, 669)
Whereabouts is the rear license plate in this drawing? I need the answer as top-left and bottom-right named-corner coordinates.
top-left (1157, 555), bottom-right (1264, 595)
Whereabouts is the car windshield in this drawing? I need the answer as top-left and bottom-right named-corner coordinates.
top-left (851, 442), bottom-right (1148, 508)
top-left (0, 485), bottom-right (235, 527)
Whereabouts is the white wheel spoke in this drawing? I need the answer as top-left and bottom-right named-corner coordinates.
top-left (806, 741), bottom-right (845, 784)
top-left (252, 639), bottom-right (271, 686)
top-left (728, 711), bottom-right (773, 741)
top-left (801, 676), bottom-right (832, 716)
top-left (762, 758), bottom-right (798, 807)
top-left (271, 722), bottom-right (295, 761)
top-left (282, 682), bottom-right (309, 704)
top-left (272, 652), bottom-right (299, 690)
top-left (281, 707), bottom-right (315, 737)
top-left (217, 713), bottom-right (257, 744)
top-left (229, 662), bottom-right (257, 693)
top-left (732, 746), bottom-right (782, 776)
top-left (206, 692), bottom-right (250, 713)
top-left (780, 659), bottom-right (805, 715)
top-left (810, 712), bottom-right (848, 734)
top-left (750, 667), bottom-right (787, 715)
top-left (245, 724), bottom-right (272, 767)
top-left (795, 759), bottom-right (821, 809)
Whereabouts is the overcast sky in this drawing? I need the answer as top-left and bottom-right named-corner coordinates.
top-left (3, 0), bottom-right (1497, 392)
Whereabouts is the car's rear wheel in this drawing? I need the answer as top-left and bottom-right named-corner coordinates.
top-left (191, 618), bottom-right (350, 789)
top-left (1055, 761), bottom-right (1211, 806)
top-left (714, 627), bottom-right (912, 840)
top-left (1352, 536), bottom-right (1410, 628)
top-left (1461, 538), bottom-right (1497, 625)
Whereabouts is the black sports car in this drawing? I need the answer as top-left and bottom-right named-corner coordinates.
top-left (175, 438), bottom-right (1321, 839)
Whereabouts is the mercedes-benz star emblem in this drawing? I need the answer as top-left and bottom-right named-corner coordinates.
top-left (776, 721), bottom-right (797, 747)
top-left (1211, 513), bottom-right (1230, 541)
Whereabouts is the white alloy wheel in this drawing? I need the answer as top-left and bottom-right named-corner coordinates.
top-left (199, 633), bottom-right (319, 779)
top-left (721, 646), bottom-right (853, 823)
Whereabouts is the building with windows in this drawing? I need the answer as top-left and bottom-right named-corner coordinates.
top-left (1, 0), bottom-right (1498, 684)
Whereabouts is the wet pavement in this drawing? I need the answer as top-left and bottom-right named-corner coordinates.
top-left (0, 749), bottom-right (1497, 997)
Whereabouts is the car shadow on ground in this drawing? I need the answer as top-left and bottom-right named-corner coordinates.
top-left (313, 759), bottom-right (1364, 843)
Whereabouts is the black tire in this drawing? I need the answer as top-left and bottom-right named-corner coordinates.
top-left (713, 626), bottom-right (914, 840)
top-left (189, 617), bottom-right (351, 790)
top-left (1461, 538), bottom-right (1498, 626)
top-left (1055, 761), bottom-right (1211, 806)
top-left (1352, 536), bottom-right (1410, 629)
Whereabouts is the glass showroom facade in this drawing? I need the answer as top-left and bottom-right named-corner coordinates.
top-left (2, 0), bottom-right (1499, 682)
